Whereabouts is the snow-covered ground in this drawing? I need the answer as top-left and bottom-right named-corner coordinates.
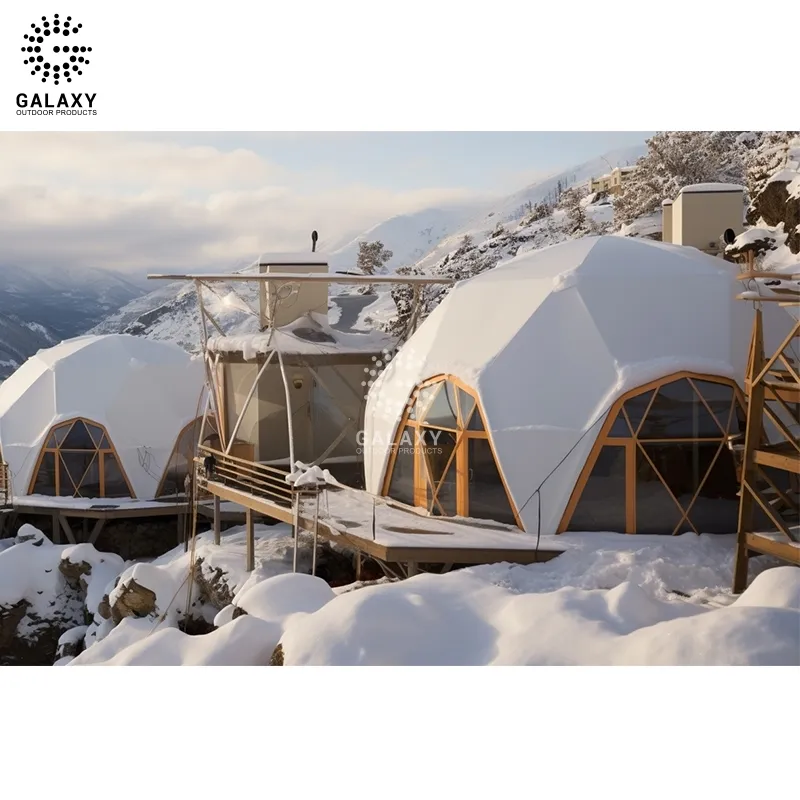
top-left (4, 520), bottom-right (796, 667)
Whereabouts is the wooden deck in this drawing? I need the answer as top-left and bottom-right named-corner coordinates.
top-left (201, 476), bottom-right (563, 572)
top-left (8, 498), bottom-right (190, 545)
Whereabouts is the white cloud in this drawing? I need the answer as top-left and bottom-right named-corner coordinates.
top-left (0, 133), bottom-right (484, 276)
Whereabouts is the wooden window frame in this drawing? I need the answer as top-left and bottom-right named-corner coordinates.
top-left (381, 374), bottom-right (524, 529)
top-left (558, 371), bottom-right (746, 535)
top-left (27, 417), bottom-right (136, 499)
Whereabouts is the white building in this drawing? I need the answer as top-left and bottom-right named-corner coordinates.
top-left (0, 335), bottom-right (205, 502)
top-left (363, 236), bottom-right (794, 536)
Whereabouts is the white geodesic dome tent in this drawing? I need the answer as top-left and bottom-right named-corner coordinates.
top-left (0, 335), bottom-right (206, 501)
top-left (364, 236), bottom-right (795, 536)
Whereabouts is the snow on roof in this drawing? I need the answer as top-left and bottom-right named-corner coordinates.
top-left (258, 252), bottom-right (329, 265)
top-left (363, 235), bottom-right (794, 535)
top-left (206, 313), bottom-right (394, 359)
top-left (0, 334), bottom-right (205, 501)
top-left (678, 183), bottom-right (745, 195)
top-left (661, 199), bottom-right (673, 206)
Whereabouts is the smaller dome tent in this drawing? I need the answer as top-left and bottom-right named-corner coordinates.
top-left (0, 335), bottom-right (205, 501)
top-left (364, 236), bottom-right (794, 536)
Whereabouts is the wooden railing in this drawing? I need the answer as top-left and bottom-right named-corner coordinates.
top-left (196, 445), bottom-right (295, 508)
top-left (0, 462), bottom-right (10, 506)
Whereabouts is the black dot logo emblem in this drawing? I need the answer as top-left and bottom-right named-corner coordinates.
top-left (22, 15), bottom-right (92, 86)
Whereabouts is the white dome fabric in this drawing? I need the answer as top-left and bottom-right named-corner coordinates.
top-left (0, 335), bottom-right (205, 500)
top-left (363, 236), bottom-right (793, 534)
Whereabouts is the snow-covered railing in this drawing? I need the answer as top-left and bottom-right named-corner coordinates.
top-left (196, 445), bottom-right (295, 508)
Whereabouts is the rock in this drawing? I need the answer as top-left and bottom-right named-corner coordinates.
top-left (270, 643), bottom-right (284, 666)
top-left (747, 179), bottom-right (800, 254)
top-left (59, 558), bottom-right (92, 591)
top-left (110, 578), bottom-right (157, 624)
top-left (192, 558), bottom-right (235, 609)
top-left (55, 626), bottom-right (88, 661)
top-left (97, 594), bottom-right (112, 620)
top-left (231, 605), bottom-right (248, 620)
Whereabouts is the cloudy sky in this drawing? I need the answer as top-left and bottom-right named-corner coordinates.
top-left (0, 132), bottom-right (650, 279)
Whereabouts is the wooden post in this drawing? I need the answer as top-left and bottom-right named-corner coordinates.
top-left (355, 551), bottom-right (362, 582)
top-left (52, 512), bottom-right (61, 544)
top-left (179, 513), bottom-right (187, 551)
top-left (213, 495), bottom-right (221, 545)
top-left (245, 507), bottom-right (255, 572)
top-left (407, 561), bottom-right (418, 577)
top-left (734, 310), bottom-right (766, 593)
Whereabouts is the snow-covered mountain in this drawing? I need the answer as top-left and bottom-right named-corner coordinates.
top-left (409, 145), bottom-right (644, 273)
top-left (0, 264), bottom-right (145, 378)
top-left (327, 203), bottom-right (483, 272)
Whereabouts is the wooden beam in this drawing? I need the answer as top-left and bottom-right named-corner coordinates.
top-left (213, 495), bottom-right (221, 546)
top-left (58, 515), bottom-right (77, 546)
top-left (245, 507), bottom-right (255, 572)
top-left (744, 533), bottom-right (800, 564)
top-left (88, 518), bottom-right (106, 545)
top-left (753, 448), bottom-right (800, 475)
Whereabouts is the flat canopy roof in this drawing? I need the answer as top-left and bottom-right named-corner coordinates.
top-left (147, 272), bottom-right (455, 284)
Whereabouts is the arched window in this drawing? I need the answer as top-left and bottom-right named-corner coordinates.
top-left (559, 373), bottom-right (746, 534)
top-left (382, 376), bottom-right (521, 528)
top-left (29, 418), bottom-right (134, 499)
top-left (156, 416), bottom-right (218, 498)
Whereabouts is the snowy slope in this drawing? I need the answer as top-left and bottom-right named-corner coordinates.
top-left (0, 314), bottom-right (58, 380)
top-left (327, 203), bottom-right (483, 272)
top-left (410, 145), bottom-right (644, 274)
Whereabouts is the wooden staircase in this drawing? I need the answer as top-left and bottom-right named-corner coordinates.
top-left (732, 271), bottom-right (800, 593)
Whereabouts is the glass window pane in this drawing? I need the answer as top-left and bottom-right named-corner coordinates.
top-left (424, 431), bottom-right (458, 515)
top-left (58, 455), bottom-right (79, 496)
top-left (61, 452), bottom-right (97, 496)
top-left (457, 388), bottom-right (476, 427)
top-left (468, 406), bottom-right (486, 431)
top-left (54, 423), bottom-right (73, 446)
top-left (413, 385), bottom-right (439, 422)
top-left (623, 389), bottom-right (655, 434)
top-left (45, 433), bottom-right (58, 448)
top-left (423, 382), bottom-right (458, 429)
top-left (387, 426), bottom-right (416, 506)
top-left (98, 434), bottom-right (111, 449)
top-left (639, 379), bottom-right (723, 439)
top-left (32, 452), bottom-right (57, 496)
top-left (103, 454), bottom-right (132, 498)
top-left (77, 454), bottom-right (101, 498)
top-left (85, 423), bottom-right (105, 447)
top-left (686, 446), bottom-right (740, 533)
top-left (636, 444), bottom-right (692, 533)
top-left (692, 380), bottom-right (734, 434)
top-left (609, 410), bottom-right (633, 437)
top-left (467, 438), bottom-right (516, 526)
top-left (61, 420), bottom-right (95, 449)
top-left (567, 446), bottom-right (627, 532)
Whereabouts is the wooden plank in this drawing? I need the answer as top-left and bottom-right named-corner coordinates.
top-left (88, 518), bottom-right (106, 545)
top-left (753, 447), bottom-right (800, 474)
top-left (744, 534), bottom-right (800, 564)
top-left (205, 480), bottom-right (294, 524)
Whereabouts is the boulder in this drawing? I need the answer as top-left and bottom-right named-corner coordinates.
top-left (110, 578), bottom-right (157, 624)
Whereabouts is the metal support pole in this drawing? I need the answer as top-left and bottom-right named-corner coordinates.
top-left (277, 348), bottom-right (296, 471)
top-left (225, 350), bottom-right (276, 454)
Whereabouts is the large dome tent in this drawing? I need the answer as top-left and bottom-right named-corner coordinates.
top-left (0, 335), bottom-right (206, 502)
top-left (363, 236), bottom-right (795, 536)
